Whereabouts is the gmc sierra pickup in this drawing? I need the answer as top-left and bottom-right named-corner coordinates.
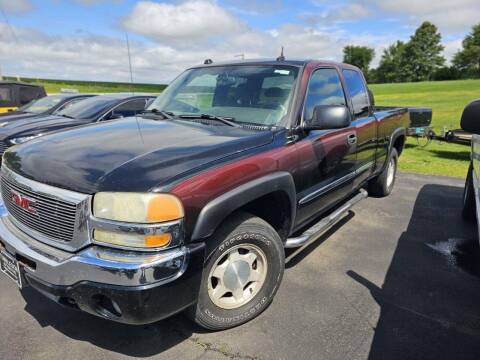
top-left (0, 59), bottom-right (429, 330)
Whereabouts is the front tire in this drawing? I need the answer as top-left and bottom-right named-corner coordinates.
top-left (462, 163), bottom-right (476, 222)
top-left (190, 212), bottom-right (284, 330)
top-left (369, 148), bottom-right (398, 197)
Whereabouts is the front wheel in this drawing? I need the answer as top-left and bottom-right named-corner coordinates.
top-left (189, 212), bottom-right (284, 330)
top-left (368, 148), bottom-right (398, 197)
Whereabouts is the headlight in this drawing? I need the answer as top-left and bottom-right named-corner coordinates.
top-left (92, 192), bottom-right (184, 249)
top-left (0, 122), bottom-right (9, 128)
top-left (9, 134), bottom-right (43, 145)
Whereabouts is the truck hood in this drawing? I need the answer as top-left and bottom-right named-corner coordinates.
top-left (4, 117), bottom-right (274, 193)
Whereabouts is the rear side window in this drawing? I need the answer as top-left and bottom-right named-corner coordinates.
top-left (111, 99), bottom-right (148, 118)
top-left (342, 70), bottom-right (370, 117)
top-left (304, 68), bottom-right (346, 122)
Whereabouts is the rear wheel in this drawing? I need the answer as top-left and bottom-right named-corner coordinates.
top-left (369, 148), bottom-right (398, 197)
top-left (190, 212), bottom-right (284, 330)
top-left (462, 163), bottom-right (476, 222)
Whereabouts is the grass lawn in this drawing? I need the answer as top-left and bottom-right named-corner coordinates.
top-left (370, 79), bottom-right (479, 178)
top-left (3, 76), bottom-right (166, 94)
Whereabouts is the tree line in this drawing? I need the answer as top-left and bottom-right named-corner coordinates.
top-left (342, 22), bottom-right (480, 83)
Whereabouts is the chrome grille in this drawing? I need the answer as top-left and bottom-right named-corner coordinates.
top-left (1, 171), bottom-right (77, 243)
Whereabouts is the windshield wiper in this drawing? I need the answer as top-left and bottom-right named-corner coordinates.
top-left (178, 114), bottom-right (239, 127)
top-left (60, 114), bottom-right (74, 119)
top-left (141, 108), bottom-right (174, 119)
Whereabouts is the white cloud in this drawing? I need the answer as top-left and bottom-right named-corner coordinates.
top-left (365, 0), bottom-right (480, 33)
top-left (443, 38), bottom-right (463, 63)
top-left (0, 20), bottom-right (388, 83)
top-left (123, 0), bottom-right (244, 45)
top-left (0, 0), bottom-right (32, 13)
top-left (0, 0), bottom-right (468, 83)
top-left (305, 3), bottom-right (370, 25)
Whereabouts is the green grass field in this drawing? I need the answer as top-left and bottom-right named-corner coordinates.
top-left (370, 79), bottom-right (479, 178)
top-left (3, 76), bottom-right (166, 94)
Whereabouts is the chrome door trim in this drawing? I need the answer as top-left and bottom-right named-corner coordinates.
top-left (299, 171), bottom-right (356, 205)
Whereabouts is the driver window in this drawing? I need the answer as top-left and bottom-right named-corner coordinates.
top-left (304, 68), bottom-right (346, 123)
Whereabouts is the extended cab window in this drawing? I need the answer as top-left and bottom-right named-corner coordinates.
top-left (304, 68), bottom-right (346, 122)
top-left (342, 69), bottom-right (370, 117)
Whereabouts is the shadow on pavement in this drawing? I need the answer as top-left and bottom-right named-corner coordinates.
top-left (349, 184), bottom-right (480, 360)
top-left (20, 288), bottom-right (200, 357)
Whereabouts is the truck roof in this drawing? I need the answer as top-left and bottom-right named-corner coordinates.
top-left (190, 58), bottom-right (360, 71)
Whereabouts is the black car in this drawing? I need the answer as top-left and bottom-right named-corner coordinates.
top-left (0, 94), bottom-right (155, 156)
top-left (0, 93), bottom-right (96, 123)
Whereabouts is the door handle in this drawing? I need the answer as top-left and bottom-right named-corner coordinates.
top-left (347, 134), bottom-right (357, 145)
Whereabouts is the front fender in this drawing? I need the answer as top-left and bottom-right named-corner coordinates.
top-left (191, 172), bottom-right (296, 241)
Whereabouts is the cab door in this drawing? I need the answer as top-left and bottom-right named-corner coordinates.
top-left (295, 67), bottom-right (357, 227)
top-left (342, 69), bottom-right (378, 186)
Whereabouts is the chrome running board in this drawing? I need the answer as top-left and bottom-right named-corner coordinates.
top-left (285, 189), bottom-right (368, 254)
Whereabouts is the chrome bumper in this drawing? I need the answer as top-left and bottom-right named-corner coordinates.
top-left (0, 207), bottom-right (189, 288)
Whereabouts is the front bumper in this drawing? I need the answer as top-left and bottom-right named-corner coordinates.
top-left (0, 209), bottom-right (205, 324)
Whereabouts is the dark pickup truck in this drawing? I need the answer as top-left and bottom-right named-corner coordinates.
top-left (0, 59), bottom-right (429, 330)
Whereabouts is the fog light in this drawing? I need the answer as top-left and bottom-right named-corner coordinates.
top-left (94, 230), bottom-right (172, 249)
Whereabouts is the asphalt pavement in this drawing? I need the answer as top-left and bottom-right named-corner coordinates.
top-left (1, 172), bottom-right (480, 360)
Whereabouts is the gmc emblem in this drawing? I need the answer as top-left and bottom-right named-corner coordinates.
top-left (10, 190), bottom-right (37, 215)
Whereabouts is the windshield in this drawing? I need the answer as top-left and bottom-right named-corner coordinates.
top-left (19, 95), bottom-right (65, 114)
top-left (57, 96), bottom-right (116, 119)
top-left (147, 65), bottom-right (299, 126)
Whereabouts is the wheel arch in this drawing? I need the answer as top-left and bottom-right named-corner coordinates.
top-left (390, 128), bottom-right (406, 156)
top-left (191, 172), bottom-right (296, 242)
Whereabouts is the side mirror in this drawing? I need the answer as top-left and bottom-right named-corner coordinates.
top-left (368, 88), bottom-right (375, 107)
top-left (304, 105), bottom-right (351, 130)
top-left (461, 100), bottom-right (480, 135)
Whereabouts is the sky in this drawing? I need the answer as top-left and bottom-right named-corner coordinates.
top-left (0, 0), bottom-right (478, 84)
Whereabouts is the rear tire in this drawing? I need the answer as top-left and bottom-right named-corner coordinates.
top-left (189, 212), bottom-right (284, 330)
top-left (462, 163), bottom-right (476, 222)
top-left (369, 148), bottom-right (398, 197)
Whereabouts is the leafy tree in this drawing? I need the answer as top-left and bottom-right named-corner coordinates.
top-left (432, 66), bottom-right (461, 81)
top-left (400, 21), bottom-right (445, 81)
top-left (376, 41), bottom-right (406, 83)
top-left (342, 45), bottom-right (375, 76)
top-left (452, 23), bottom-right (480, 78)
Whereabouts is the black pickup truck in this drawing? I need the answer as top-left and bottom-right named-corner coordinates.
top-left (0, 59), bottom-right (430, 330)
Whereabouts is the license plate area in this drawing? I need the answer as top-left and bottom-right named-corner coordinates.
top-left (0, 249), bottom-right (22, 288)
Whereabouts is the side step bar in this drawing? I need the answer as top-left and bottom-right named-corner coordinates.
top-left (285, 189), bottom-right (368, 254)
